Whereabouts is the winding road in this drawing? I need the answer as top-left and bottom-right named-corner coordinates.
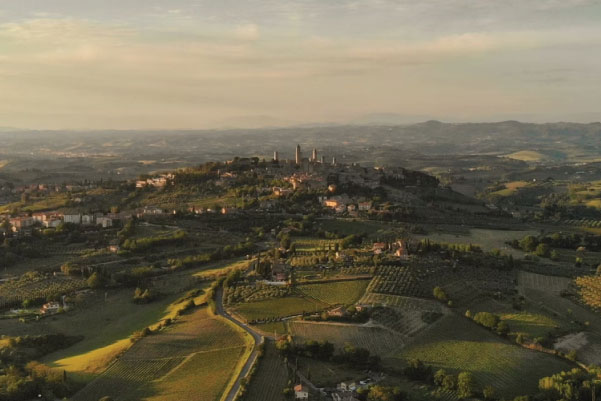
top-left (215, 288), bottom-right (264, 401)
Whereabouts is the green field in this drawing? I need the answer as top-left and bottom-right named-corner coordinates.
top-left (251, 321), bottom-right (289, 336)
top-left (490, 181), bottom-right (529, 197)
top-left (421, 228), bottom-right (536, 256)
top-left (393, 315), bottom-right (572, 398)
top-left (318, 218), bottom-right (392, 237)
top-left (231, 296), bottom-right (329, 321)
top-left (297, 279), bottom-right (369, 305)
top-left (499, 312), bottom-right (560, 338)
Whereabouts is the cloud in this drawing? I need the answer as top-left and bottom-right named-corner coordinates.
top-left (0, 14), bottom-right (600, 129)
top-left (234, 23), bottom-right (260, 40)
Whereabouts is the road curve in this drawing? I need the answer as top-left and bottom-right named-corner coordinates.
top-left (215, 288), bottom-right (264, 401)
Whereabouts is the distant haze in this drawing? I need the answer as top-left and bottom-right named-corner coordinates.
top-left (0, 1), bottom-right (600, 129)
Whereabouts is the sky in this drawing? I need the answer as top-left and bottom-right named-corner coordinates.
top-left (0, 0), bottom-right (600, 130)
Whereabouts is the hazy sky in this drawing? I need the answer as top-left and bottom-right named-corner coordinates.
top-left (1, 0), bottom-right (600, 129)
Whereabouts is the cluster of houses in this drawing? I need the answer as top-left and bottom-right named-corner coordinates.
top-left (1, 210), bottom-right (133, 235)
top-left (321, 195), bottom-right (373, 215)
top-left (372, 240), bottom-right (409, 259)
top-left (294, 376), bottom-right (383, 400)
top-left (135, 173), bottom-right (174, 189)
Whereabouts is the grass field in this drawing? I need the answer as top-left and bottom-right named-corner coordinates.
top-left (503, 150), bottom-right (547, 162)
top-left (297, 279), bottom-right (369, 305)
top-left (231, 296), bottom-right (329, 321)
top-left (393, 315), bottom-right (572, 398)
top-left (500, 312), bottom-right (560, 338)
top-left (318, 218), bottom-right (392, 237)
top-left (251, 321), bottom-right (288, 336)
top-left (290, 321), bottom-right (405, 357)
top-left (420, 228), bottom-right (536, 256)
top-left (37, 290), bottom-right (185, 375)
top-left (71, 307), bottom-right (252, 401)
top-left (491, 181), bottom-right (529, 197)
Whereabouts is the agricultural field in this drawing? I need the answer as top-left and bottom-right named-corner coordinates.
top-left (318, 218), bottom-right (393, 237)
top-left (244, 341), bottom-right (289, 401)
top-left (359, 292), bottom-right (443, 313)
top-left (251, 321), bottom-right (288, 336)
top-left (230, 296), bottom-right (329, 322)
top-left (393, 315), bottom-right (573, 398)
top-left (144, 346), bottom-right (248, 401)
top-left (490, 180), bottom-right (529, 197)
top-left (39, 290), bottom-right (190, 375)
top-left (575, 274), bottom-right (601, 311)
top-left (292, 237), bottom-right (343, 252)
top-left (500, 312), bottom-right (561, 338)
top-left (367, 265), bottom-right (426, 298)
top-left (517, 270), bottom-right (571, 296)
top-left (71, 306), bottom-right (251, 401)
top-left (420, 228), bottom-right (536, 255)
top-left (297, 279), bottom-right (369, 305)
top-left (290, 320), bottom-right (405, 357)
top-left (465, 297), bottom-right (565, 339)
top-left (0, 273), bottom-right (87, 310)
top-left (553, 331), bottom-right (601, 366)
top-left (503, 150), bottom-right (548, 162)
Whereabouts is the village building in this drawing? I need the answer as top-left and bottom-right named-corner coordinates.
top-left (294, 384), bottom-right (309, 400)
top-left (9, 216), bottom-right (34, 232)
top-left (97, 216), bottom-right (113, 228)
top-left (40, 301), bottom-right (61, 315)
top-left (64, 213), bottom-right (82, 224)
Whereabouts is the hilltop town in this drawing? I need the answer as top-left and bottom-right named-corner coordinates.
top-left (0, 145), bottom-right (600, 401)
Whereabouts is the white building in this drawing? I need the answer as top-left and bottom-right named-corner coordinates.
top-left (97, 217), bottom-right (113, 228)
top-left (64, 214), bottom-right (82, 224)
top-left (294, 384), bottom-right (309, 400)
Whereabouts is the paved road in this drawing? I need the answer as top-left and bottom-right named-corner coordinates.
top-left (215, 288), bottom-right (264, 401)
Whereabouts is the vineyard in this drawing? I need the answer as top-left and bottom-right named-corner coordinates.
top-left (395, 315), bottom-right (572, 398)
top-left (371, 308), bottom-right (438, 338)
top-left (359, 292), bottom-right (443, 312)
top-left (363, 261), bottom-right (515, 306)
top-left (367, 265), bottom-right (426, 298)
top-left (71, 307), bottom-right (250, 401)
top-left (518, 271), bottom-right (571, 295)
top-left (290, 321), bottom-right (405, 357)
top-left (297, 279), bottom-right (370, 305)
top-left (231, 296), bottom-right (329, 322)
top-left (244, 341), bottom-right (289, 401)
top-left (575, 274), bottom-right (601, 311)
top-left (0, 273), bottom-right (87, 310)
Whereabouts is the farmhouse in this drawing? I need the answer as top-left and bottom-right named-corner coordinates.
top-left (327, 306), bottom-right (347, 317)
top-left (372, 242), bottom-right (387, 255)
top-left (337, 381), bottom-right (357, 392)
top-left (332, 393), bottom-right (360, 401)
top-left (294, 384), bottom-right (309, 400)
top-left (271, 264), bottom-right (289, 282)
top-left (40, 301), bottom-right (61, 315)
